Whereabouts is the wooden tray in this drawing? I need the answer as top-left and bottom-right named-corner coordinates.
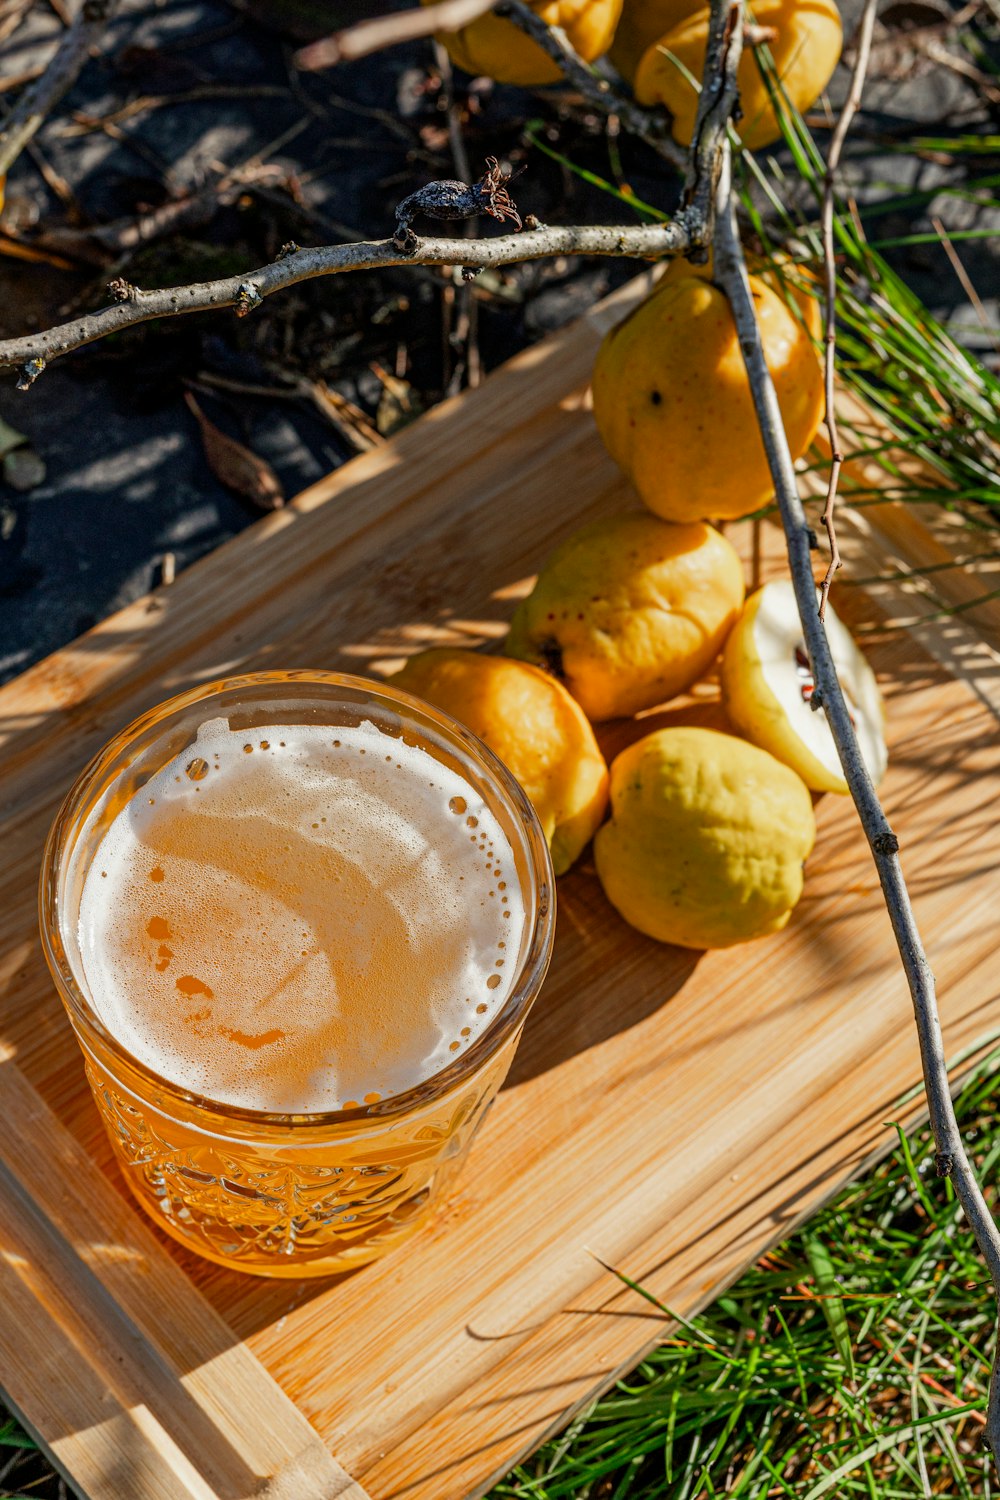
top-left (2, 277), bottom-right (999, 1500)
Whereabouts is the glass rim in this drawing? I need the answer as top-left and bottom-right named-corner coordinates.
top-left (39, 669), bottom-right (556, 1132)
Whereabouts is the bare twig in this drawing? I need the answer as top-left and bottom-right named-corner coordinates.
top-left (818, 0), bottom-right (879, 620)
top-left (0, 65), bottom-right (46, 96)
top-left (294, 0), bottom-right (496, 71)
top-left (0, 0), bottom-right (120, 181)
top-left (501, 0), bottom-right (688, 172)
top-left (931, 214), bottom-right (1000, 357)
top-left (30, 160), bottom-right (297, 266)
top-left (920, 36), bottom-right (1000, 105)
top-left (58, 84), bottom-right (290, 137)
top-left (0, 219), bottom-right (700, 377)
top-left (0, 0), bottom-right (34, 48)
top-left (293, 0), bottom-right (689, 173)
top-left (679, 0), bottom-right (741, 234)
top-left (433, 39), bottom-right (482, 394)
top-left (712, 143), bottom-right (1000, 1467)
top-left (0, 0), bottom-right (744, 384)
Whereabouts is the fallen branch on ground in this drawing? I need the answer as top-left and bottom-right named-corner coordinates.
top-left (0, 0), bottom-right (120, 181)
top-left (293, 0), bottom-right (497, 70)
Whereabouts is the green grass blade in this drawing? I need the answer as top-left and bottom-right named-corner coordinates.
top-left (803, 1233), bottom-right (857, 1382)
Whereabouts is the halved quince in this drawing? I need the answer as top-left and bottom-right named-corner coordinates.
top-left (388, 648), bottom-right (608, 874)
top-left (720, 578), bottom-right (887, 794)
top-left (506, 512), bottom-right (744, 720)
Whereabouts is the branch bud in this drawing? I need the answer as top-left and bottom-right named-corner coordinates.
top-left (17, 358), bottom-right (45, 390)
top-left (873, 829), bottom-right (900, 856)
top-left (234, 282), bottom-right (263, 318)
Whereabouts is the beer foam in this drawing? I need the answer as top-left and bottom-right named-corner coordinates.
top-left (76, 718), bottom-right (527, 1111)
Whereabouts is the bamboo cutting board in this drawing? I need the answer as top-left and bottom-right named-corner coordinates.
top-left (1, 276), bottom-right (999, 1500)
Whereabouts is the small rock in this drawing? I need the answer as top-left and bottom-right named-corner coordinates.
top-left (3, 448), bottom-right (46, 492)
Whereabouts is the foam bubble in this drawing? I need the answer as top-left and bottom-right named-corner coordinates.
top-left (76, 718), bottom-right (527, 1111)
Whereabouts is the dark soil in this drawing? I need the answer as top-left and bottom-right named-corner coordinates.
top-left (1, 0), bottom-right (998, 688)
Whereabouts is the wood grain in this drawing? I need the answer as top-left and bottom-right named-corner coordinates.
top-left (0, 274), bottom-right (998, 1499)
top-left (0, 1062), bottom-right (368, 1500)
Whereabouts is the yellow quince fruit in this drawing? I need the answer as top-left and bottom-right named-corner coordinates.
top-left (608, 0), bottom-right (705, 81)
top-left (659, 247), bottom-right (822, 340)
top-left (591, 272), bottom-right (823, 521)
top-left (634, 0), bottom-right (842, 150)
top-left (720, 578), bottom-right (887, 794)
top-left (505, 512), bottom-right (744, 720)
top-left (594, 726), bottom-right (816, 947)
top-left (388, 648), bottom-right (609, 874)
top-left (425, 0), bottom-right (623, 86)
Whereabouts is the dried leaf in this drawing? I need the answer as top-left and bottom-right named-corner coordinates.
top-left (418, 123), bottom-right (450, 153)
top-left (184, 392), bottom-right (284, 511)
top-left (311, 380), bottom-right (381, 452)
top-left (371, 363), bottom-right (423, 438)
top-left (0, 232), bottom-right (77, 271)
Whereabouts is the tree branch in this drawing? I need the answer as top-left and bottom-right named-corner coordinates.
top-left (0, 0), bottom-right (743, 384)
top-left (678, 0), bottom-right (742, 237)
top-left (0, 219), bottom-right (701, 379)
top-left (712, 142), bottom-right (1000, 1464)
top-left (295, 0), bottom-right (690, 172)
top-left (818, 0), bottom-right (880, 618)
top-left (499, 0), bottom-right (688, 172)
top-left (0, 0), bottom-right (120, 182)
top-left (294, 0), bottom-right (496, 70)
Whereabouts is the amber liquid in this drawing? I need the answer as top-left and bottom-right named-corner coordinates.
top-left (70, 714), bottom-right (527, 1275)
top-left (81, 1034), bottom-right (516, 1275)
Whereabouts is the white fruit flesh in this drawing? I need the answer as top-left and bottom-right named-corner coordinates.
top-left (721, 579), bottom-right (887, 795)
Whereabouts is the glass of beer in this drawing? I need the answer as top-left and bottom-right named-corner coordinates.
top-left (40, 671), bottom-right (554, 1277)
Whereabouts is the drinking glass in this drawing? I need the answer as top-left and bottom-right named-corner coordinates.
top-left (40, 671), bottom-right (554, 1277)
